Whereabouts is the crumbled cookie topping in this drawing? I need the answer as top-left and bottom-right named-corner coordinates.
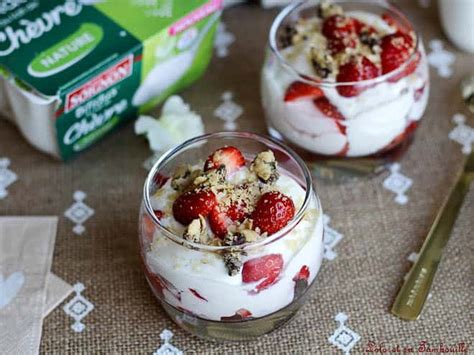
top-left (250, 150), bottom-right (279, 184)
top-left (223, 252), bottom-right (242, 276)
top-left (310, 47), bottom-right (336, 78)
top-left (316, 0), bottom-right (343, 19)
top-left (171, 165), bottom-right (201, 192)
top-left (183, 216), bottom-right (208, 243)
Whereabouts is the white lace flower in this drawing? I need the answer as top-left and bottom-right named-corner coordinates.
top-left (135, 95), bottom-right (204, 153)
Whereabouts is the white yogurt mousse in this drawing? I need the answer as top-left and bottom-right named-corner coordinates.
top-left (145, 166), bottom-right (324, 321)
top-left (261, 6), bottom-right (429, 157)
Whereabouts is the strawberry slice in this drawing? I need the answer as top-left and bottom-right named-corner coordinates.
top-left (189, 288), bottom-right (208, 302)
top-left (293, 265), bottom-right (310, 281)
top-left (172, 189), bottom-right (217, 225)
top-left (380, 32), bottom-right (415, 76)
top-left (242, 254), bottom-right (284, 292)
top-left (221, 308), bottom-right (252, 321)
top-left (336, 56), bottom-right (380, 97)
top-left (204, 146), bottom-right (245, 174)
top-left (252, 191), bottom-right (295, 235)
top-left (284, 81), bottom-right (323, 102)
top-left (314, 97), bottom-right (345, 120)
top-left (153, 173), bottom-right (169, 188)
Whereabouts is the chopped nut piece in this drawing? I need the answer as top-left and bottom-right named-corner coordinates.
top-left (183, 216), bottom-right (207, 243)
top-left (239, 229), bottom-right (260, 243)
top-left (223, 252), bottom-right (242, 276)
top-left (316, 0), bottom-right (343, 19)
top-left (251, 150), bottom-right (279, 184)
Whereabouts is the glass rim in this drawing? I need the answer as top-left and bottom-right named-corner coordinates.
top-left (268, 0), bottom-right (420, 87)
top-left (143, 131), bottom-right (318, 252)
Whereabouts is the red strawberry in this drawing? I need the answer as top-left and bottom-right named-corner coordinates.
top-left (204, 146), bottom-right (245, 174)
top-left (227, 202), bottom-right (247, 222)
top-left (172, 190), bottom-right (217, 225)
top-left (293, 265), bottom-right (310, 281)
top-left (380, 32), bottom-right (415, 76)
top-left (154, 173), bottom-right (169, 188)
top-left (336, 56), bottom-right (380, 97)
top-left (252, 191), bottom-right (295, 235)
top-left (208, 208), bottom-right (230, 239)
top-left (284, 81), bottom-right (324, 102)
top-left (322, 15), bottom-right (356, 40)
top-left (314, 97), bottom-right (345, 120)
top-left (154, 210), bottom-right (163, 220)
top-left (221, 308), bottom-right (252, 321)
top-left (209, 203), bottom-right (247, 238)
top-left (242, 254), bottom-right (284, 291)
top-left (322, 15), bottom-right (358, 54)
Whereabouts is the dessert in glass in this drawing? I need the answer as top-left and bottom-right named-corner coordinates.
top-left (261, 0), bottom-right (429, 163)
top-left (139, 132), bottom-right (324, 341)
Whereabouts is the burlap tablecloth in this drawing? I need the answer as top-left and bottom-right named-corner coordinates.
top-left (0, 1), bottom-right (472, 353)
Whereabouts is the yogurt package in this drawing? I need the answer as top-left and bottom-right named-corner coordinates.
top-left (0, 0), bottom-right (222, 160)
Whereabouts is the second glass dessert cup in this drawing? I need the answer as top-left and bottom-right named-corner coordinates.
top-left (139, 132), bottom-right (324, 341)
top-left (261, 0), bottom-right (430, 179)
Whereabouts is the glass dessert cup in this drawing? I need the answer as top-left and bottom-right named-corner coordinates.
top-left (261, 0), bottom-right (430, 180)
top-left (139, 132), bottom-right (324, 341)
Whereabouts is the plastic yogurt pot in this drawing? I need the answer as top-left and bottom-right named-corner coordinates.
top-left (139, 132), bottom-right (324, 341)
top-left (261, 0), bottom-right (430, 159)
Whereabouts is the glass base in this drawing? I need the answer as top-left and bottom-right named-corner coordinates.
top-left (267, 126), bottom-right (417, 183)
top-left (161, 301), bottom-right (301, 342)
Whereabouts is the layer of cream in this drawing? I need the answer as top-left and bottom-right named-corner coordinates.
top-left (145, 169), bottom-right (324, 320)
top-left (261, 11), bottom-right (429, 157)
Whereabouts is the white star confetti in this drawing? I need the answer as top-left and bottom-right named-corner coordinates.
top-left (153, 329), bottom-right (183, 355)
top-left (214, 22), bottom-right (235, 58)
top-left (214, 91), bottom-right (243, 130)
top-left (329, 312), bottom-right (361, 354)
top-left (427, 39), bottom-right (455, 78)
top-left (63, 283), bottom-right (94, 333)
top-left (383, 163), bottom-right (412, 205)
top-left (449, 114), bottom-right (474, 154)
top-left (64, 191), bottom-right (95, 235)
top-left (0, 158), bottom-right (17, 199)
top-left (323, 214), bottom-right (344, 261)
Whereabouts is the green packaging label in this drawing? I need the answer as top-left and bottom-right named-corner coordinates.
top-left (0, 0), bottom-right (222, 160)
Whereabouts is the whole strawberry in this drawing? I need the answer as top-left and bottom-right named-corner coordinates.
top-left (322, 15), bottom-right (358, 54)
top-left (172, 189), bottom-right (217, 225)
top-left (252, 191), bottom-right (295, 235)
